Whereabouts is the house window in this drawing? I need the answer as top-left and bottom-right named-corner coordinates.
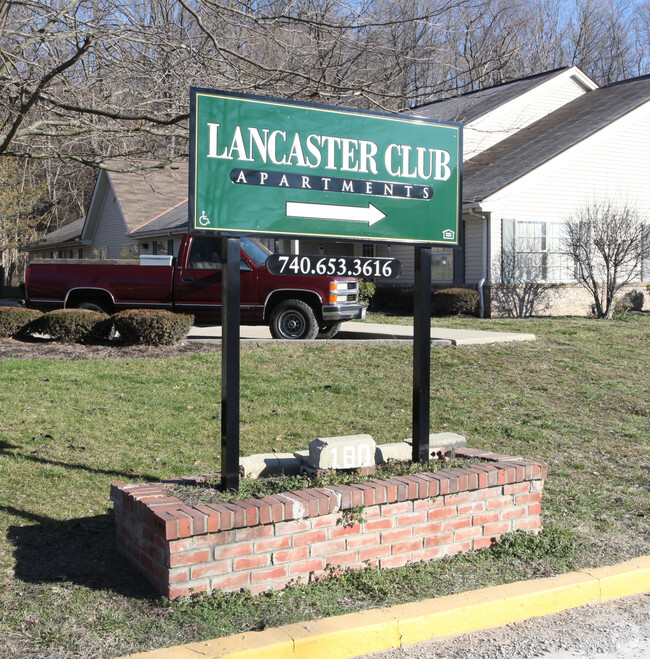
top-left (362, 244), bottom-right (375, 258)
top-left (502, 220), bottom-right (570, 283)
top-left (152, 239), bottom-right (174, 256)
top-left (431, 248), bottom-right (453, 281)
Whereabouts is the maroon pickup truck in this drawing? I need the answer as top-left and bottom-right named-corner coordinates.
top-left (25, 234), bottom-right (364, 339)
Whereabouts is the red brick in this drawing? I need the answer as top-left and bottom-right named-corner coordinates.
top-left (392, 538), bottom-right (423, 555)
top-left (384, 478), bottom-right (409, 502)
top-left (414, 497), bottom-right (442, 511)
top-left (379, 554), bottom-right (410, 569)
top-left (382, 501), bottom-right (413, 516)
top-left (473, 536), bottom-right (496, 550)
top-left (457, 502), bottom-right (485, 517)
top-left (191, 561), bottom-right (231, 579)
top-left (275, 518), bottom-right (311, 535)
top-left (363, 518), bottom-right (393, 532)
top-left (391, 476), bottom-right (419, 499)
top-left (289, 558), bottom-right (326, 575)
top-left (428, 507), bottom-right (456, 521)
top-left (353, 483), bottom-right (377, 506)
top-left (251, 566), bottom-right (289, 584)
top-left (312, 513), bottom-right (339, 528)
top-left (195, 531), bottom-right (233, 548)
top-left (428, 473), bottom-right (450, 495)
top-left (259, 496), bottom-right (286, 523)
top-left (214, 542), bottom-right (253, 559)
top-left (528, 503), bottom-right (542, 515)
top-left (359, 545), bottom-right (391, 562)
top-left (194, 505), bottom-right (221, 533)
top-left (153, 510), bottom-right (178, 540)
top-left (424, 532), bottom-right (453, 547)
top-left (169, 549), bottom-right (210, 567)
top-left (416, 473), bottom-right (440, 497)
top-left (237, 500), bottom-right (260, 526)
top-left (288, 491), bottom-right (320, 518)
top-left (454, 526), bottom-right (483, 542)
top-left (444, 540), bottom-right (473, 556)
top-left (210, 573), bottom-right (250, 592)
top-left (167, 581), bottom-right (209, 599)
top-left (310, 488), bottom-right (338, 515)
top-left (292, 529), bottom-right (327, 547)
top-left (311, 538), bottom-right (346, 557)
top-left (501, 507), bottom-right (526, 520)
top-left (515, 492), bottom-right (542, 505)
top-left (221, 502), bottom-right (246, 528)
top-left (445, 492), bottom-right (474, 506)
top-left (472, 512), bottom-right (500, 526)
top-left (487, 496), bottom-right (513, 511)
top-left (447, 468), bottom-right (470, 492)
top-left (324, 551), bottom-right (358, 568)
top-left (412, 547), bottom-right (443, 562)
top-left (412, 521), bottom-right (443, 537)
top-left (346, 533), bottom-right (380, 549)
top-left (381, 527), bottom-right (412, 544)
top-left (483, 522), bottom-right (511, 536)
top-left (273, 546), bottom-right (309, 563)
top-left (255, 535), bottom-right (291, 553)
top-left (396, 512), bottom-right (427, 527)
top-left (206, 503), bottom-right (234, 531)
top-left (515, 517), bottom-right (542, 531)
top-left (330, 522), bottom-right (362, 538)
top-left (504, 482), bottom-right (531, 495)
top-left (168, 538), bottom-right (194, 553)
top-left (442, 517), bottom-right (471, 532)
top-left (233, 554), bottom-right (270, 571)
top-left (365, 480), bottom-right (388, 505)
top-left (235, 524), bottom-right (274, 542)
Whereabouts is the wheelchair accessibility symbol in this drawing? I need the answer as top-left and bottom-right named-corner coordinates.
top-left (198, 210), bottom-right (210, 226)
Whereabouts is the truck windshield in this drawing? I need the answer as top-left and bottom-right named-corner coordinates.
top-left (241, 237), bottom-right (271, 267)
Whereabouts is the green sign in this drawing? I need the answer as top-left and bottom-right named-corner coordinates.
top-left (190, 89), bottom-right (461, 244)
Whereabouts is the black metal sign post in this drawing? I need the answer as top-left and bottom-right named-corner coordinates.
top-left (412, 245), bottom-right (432, 464)
top-left (221, 237), bottom-right (241, 491)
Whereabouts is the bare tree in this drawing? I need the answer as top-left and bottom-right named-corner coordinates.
top-left (563, 202), bottom-right (649, 319)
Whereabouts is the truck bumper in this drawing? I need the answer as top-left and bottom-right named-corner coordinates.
top-left (322, 304), bottom-right (366, 322)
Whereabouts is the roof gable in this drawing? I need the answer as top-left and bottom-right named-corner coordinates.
top-left (463, 74), bottom-right (650, 202)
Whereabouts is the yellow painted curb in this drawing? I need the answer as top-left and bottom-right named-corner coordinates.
top-left (122, 556), bottom-right (650, 659)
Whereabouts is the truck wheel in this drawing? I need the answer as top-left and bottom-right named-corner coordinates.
top-left (269, 300), bottom-right (319, 340)
top-left (318, 322), bottom-right (342, 339)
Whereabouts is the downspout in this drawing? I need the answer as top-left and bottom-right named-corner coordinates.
top-left (466, 206), bottom-right (488, 319)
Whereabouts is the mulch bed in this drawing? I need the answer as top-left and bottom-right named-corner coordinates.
top-left (0, 337), bottom-right (221, 360)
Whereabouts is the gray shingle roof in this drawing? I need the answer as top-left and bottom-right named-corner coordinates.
top-left (463, 74), bottom-right (650, 202)
top-left (27, 217), bottom-right (85, 249)
top-left (408, 69), bottom-right (569, 123)
top-left (106, 160), bottom-right (188, 232)
top-left (131, 201), bottom-right (188, 236)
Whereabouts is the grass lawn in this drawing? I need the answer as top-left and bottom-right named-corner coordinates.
top-left (0, 315), bottom-right (648, 657)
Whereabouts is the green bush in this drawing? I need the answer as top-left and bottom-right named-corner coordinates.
top-left (0, 306), bottom-right (43, 338)
top-left (27, 308), bottom-right (113, 343)
top-left (113, 309), bottom-right (194, 345)
top-left (613, 290), bottom-right (645, 315)
top-left (432, 287), bottom-right (479, 316)
top-left (359, 280), bottom-right (376, 308)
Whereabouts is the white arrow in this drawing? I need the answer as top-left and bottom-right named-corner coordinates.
top-left (286, 201), bottom-right (386, 226)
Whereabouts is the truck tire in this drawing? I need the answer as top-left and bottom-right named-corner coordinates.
top-left (269, 299), bottom-right (319, 340)
top-left (318, 322), bottom-right (342, 339)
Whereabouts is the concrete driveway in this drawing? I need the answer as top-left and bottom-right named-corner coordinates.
top-left (187, 320), bottom-right (536, 346)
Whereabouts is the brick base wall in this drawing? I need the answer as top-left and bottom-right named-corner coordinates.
top-left (111, 448), bottom-right (546, 599)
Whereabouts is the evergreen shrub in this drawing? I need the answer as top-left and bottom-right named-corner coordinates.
top-left (432, 288), bottom-right (480, 316)
top-left (28, 308), bottom-right (113, 343)
top-left (0, 307), bottom-right (43, 338)
top-left (113, 309), bottom-right (194, 345)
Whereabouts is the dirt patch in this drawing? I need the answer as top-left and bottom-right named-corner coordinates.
top-left (0, 337), bottom-right (220, 360)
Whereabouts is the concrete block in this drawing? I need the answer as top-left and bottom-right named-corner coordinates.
top-left (239, 453), bottom-right (301, 479)
top-left (293, 450), bottom-right (309, 466)
top-left (403, 432), bottom-right (466, 451)
top-left (309, 434), bottom-right (376, 470)
top-left (375, 442), bottom-right (412, 464)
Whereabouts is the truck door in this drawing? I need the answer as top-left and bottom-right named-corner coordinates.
top-left (173, 236), bottom-right (259, 324)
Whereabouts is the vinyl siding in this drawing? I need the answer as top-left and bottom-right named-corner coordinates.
top-left (481, 101), bottom-right (650, 283)
top-left (464, 218), bottom-right (485, 283)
